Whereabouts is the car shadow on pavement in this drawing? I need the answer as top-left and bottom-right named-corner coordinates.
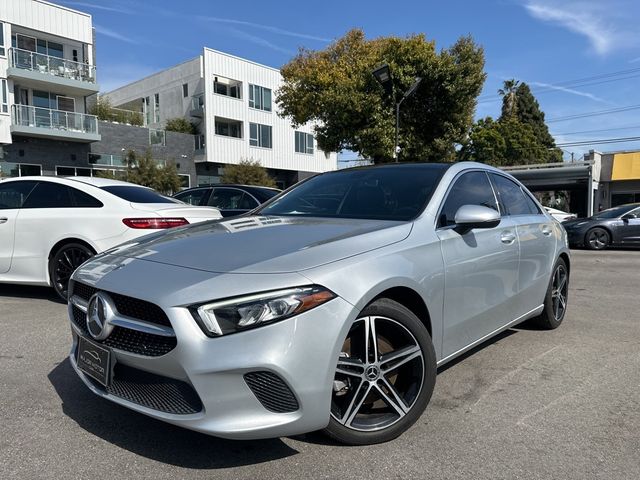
top-left (48, 358), bottom-right (298, 469)
top-left (0, 284), bottom-right (62, 303)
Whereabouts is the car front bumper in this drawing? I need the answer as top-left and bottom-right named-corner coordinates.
top-left (68, 281), bottom-right (355, 440)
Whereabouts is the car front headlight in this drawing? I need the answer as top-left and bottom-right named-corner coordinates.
top-left (191, 285), bottom-right (336, 336)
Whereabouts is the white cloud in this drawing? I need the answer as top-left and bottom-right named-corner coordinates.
top-left (529, 81), bottom-right (608, 103)
top-left (94, 25), bottom-right (136, 45)
top-left (196, 16), bottom-right (331, 43)
top-left (223, 27), bottom-right (296, 56)
top-left (523, 1), bottom-right (636, 55)
top-left (60, 2), bottom-right (133, 14)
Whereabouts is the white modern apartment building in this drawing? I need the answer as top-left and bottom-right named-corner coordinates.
top-left (0, 0), bottom-right (100, 176)
top-left (103, 48), bottom-right (337, 187)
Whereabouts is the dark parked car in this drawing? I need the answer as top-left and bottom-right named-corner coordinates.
top-left (174, 184), bottom-right (281, 217)
top-left (563, 203), bottom-right (640, 249)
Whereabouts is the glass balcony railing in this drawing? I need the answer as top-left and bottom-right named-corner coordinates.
top-left (12, 104), bottom-right (99, 135)
top-left (9, 47), bottom-right (97, 84)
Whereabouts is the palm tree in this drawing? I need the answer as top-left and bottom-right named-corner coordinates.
top-left (498, 79), bottom-right (520, 119)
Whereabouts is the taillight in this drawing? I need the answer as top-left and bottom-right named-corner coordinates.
top-left (123, 218), bottom-right (189, 229)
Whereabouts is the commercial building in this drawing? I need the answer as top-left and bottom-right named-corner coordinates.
top-left (102, 48), bottom-right (338, 188)
top-left (503, 149), bottom-right (640, 217)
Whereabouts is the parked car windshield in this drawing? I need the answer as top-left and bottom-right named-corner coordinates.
top-left (101, 186), bottom-right (179, 204)
top-left (593, 204), bottom-right (638, 219)
top-left (257, 165), bottom-right (449, 221)
top-left (252, 188), bottom-right (281, 203)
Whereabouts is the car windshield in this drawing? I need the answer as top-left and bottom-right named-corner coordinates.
top-left (593, 204), bottom-right (638, 219)
top-left (252, 188), bottom-right (280, 203)
top-left (257, 165), bottom-right (449, 221)
top-left (101, 186), bottom-right (179, 203)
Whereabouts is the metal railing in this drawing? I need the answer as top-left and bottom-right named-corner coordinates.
top-left (9, 47), bottom-right (97, 84)
top-left (12, 104), bottom-right (98, 135)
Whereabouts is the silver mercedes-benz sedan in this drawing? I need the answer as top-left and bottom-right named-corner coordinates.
top-left (67, 162), bottom-right (570, 445)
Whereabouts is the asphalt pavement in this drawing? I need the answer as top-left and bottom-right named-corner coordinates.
top-left (1, 249), bottom-right (639, 479)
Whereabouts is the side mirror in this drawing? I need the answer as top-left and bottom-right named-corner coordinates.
top-left (621, 213), bottom-right (637, 221)
top-left (454, 204), bottom-right (501, 233)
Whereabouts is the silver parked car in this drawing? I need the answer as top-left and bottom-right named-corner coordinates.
top-left (67, 162), bottom-right (570, 445)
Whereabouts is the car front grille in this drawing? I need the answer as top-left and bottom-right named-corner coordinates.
top-left (71, 305), bottom-right (177, 357)
top-left (71, 281), bottom-right (171, 328)
top-left (83, 361), bottom-right (202, 415)
top-left (244, 371), bottom-right (299, 413)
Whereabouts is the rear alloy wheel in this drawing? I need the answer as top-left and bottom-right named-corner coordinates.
top-left (585, 227), bottom-right (610, 250)
top-left (49, 243), bottom-right (94, 301)
top-left (324, 298), bottom-right (436, 445)
top-left (532, 258), bottom-right (569, 329)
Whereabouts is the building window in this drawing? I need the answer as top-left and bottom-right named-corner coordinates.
top-left (249, 123), bottom-right (272, 148)
top-left (179, 175), bottom-right (191, 189)
top-left (149, 129), bottom-right (166, 146)
top-left (183, 83), bottom-right (189, 98)
top-left (195, 134), bottom-right (205, 151)
top-left (153, 93), bottom-right (160, 123)
top-left (56, 166), bottom-right (92, 176)
top-left (213, 76), bottom-right (242, 99)
top-left (295, 131), bottom-right (314, 154)
top-left (1, 79), bottom-right (7, 113)
top-left (0, 162), bottom-right (42, 177)
top-left (249, 84), bottom-right (272, 112)
top-left (0, 23), bottom-right (5, 56)
top-left (56, 96), bottom-right (75, 112)
top-left (215, 117), bottom-right (243, 138)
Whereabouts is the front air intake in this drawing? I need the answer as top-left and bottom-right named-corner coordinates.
top-left (244, 371), bottom-right (299, 413)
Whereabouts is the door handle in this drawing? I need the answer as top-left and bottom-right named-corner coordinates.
top-left (501, 231), bottom-right (516, 244)
top-left (542, 225), bottom-right (553, 236)
top-left (0, 217), bottom-right (8, 224)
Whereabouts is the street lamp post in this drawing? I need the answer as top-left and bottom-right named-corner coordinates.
top-left (372, 64), bottom-right (422, 162)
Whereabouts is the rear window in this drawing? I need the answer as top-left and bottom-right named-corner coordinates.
top-left (101, 186), bottom-right (178, 204)
top-left (252, 188), bottom-right (280, 203)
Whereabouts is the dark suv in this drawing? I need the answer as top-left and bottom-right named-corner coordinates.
top-left (174, 184), bottom-right (281, 217)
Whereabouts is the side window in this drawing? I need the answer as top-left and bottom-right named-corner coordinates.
top-left (69, 187), bottom-right (103, 208)
top-left (0, 181), bottom-right (38, 209)
top-left (439, 171), bottom-right (498, 227)
top-left (239, 193), bottom-right (259, 210)
top-left (22, 182), bottom-right (73, 208)
top-left (491, 174), bottom-right (534, 216)
top-left (523, 192), bottom-right (542, 215)
top-left (208, 188), bottom-right (244, 209)
top-left (175, 188), bottom-right (208, 206)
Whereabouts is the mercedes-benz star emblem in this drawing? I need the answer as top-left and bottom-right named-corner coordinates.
top-left (86, 292), bottom-right (115, 340)
top-left (365, 365), bottom-right (380, 381)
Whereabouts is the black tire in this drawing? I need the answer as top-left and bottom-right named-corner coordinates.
top-left (49, 242), bottom-right (95, 301)
top-left (585, 227), bottom-right (610, 250)
top-left (323, 298), bottom-right (436, 445)
top-left (532, 258), bottom-right (569, 329)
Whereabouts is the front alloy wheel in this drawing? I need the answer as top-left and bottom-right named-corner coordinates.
top-left (324, 298), bottom-right (436, 445)
top-left (532, 257), bottom-right (569, 329)
top-left (585, 227), bottom-right (610, 250)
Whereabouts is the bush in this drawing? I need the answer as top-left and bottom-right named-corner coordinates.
top-left (220, 159), bottom-right (276, 188)
top-left (165, 118), bottom-right (198, 135)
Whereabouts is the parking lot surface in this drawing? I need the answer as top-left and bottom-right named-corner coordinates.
top-left (1, 249), bottom-right (639, 480)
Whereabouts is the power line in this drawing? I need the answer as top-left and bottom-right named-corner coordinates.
top-left (546, 104), bottom-right (640, 123)
top-left (556, 136), bottom-right (640, 147)
top-left (478, 66), bottom-right (640, 103)
top-left (552, 124), bottom-right (640, 136)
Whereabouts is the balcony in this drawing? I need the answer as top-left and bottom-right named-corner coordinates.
top-left (190, 94), bottom-right (204, 117)
top-left (11, 105), bottom-right (101, 143)
top-left (7, 48), bottom-right (99, 96)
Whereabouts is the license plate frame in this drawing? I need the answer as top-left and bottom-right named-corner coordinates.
top-left (76, 336), bottom-right (112, 387)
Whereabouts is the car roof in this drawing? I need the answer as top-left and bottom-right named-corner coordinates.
top-left (187, 184), bottom-right (281, 192)
top-left (0, 175), bottom-right (149, 189)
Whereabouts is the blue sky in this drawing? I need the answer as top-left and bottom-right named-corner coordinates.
top-left (59, 0), bottom-right (640, 160)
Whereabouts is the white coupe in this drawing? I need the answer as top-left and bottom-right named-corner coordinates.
top-left (0, 176), bottom-right (221, 299)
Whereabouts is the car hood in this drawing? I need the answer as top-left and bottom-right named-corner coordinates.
top-left (101, 215), bottom-right (413, 274)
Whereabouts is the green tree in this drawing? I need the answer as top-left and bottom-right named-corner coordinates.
top-left (498, 79), bottom-right (520, 118)
top-left (277, 29), bottom-right (486, 162)
top-left (165, 117), bottom-right (198, 135)
top-left (459, 116), bottom-right (547, 166)
top-left (117, 149), bottom-right (182, 194)
top-left (220, 160), bottom-right (276, 187)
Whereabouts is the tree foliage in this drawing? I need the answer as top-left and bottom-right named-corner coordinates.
top-left (95, 150), bottom-right (182, 194)
top-left (460, 80), bottom-right (561, 166)
top-left (220, 159), bottom-right (277, 187)
top-left (277, 29), bottom-right (486, 162)
top-left (165, 117), bottom-right (198, 135)
top-left (88, 96), bottom-right (143, 126)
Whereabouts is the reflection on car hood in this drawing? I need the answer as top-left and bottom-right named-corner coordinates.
top-left (99, 215), bottom-right (413, 274)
